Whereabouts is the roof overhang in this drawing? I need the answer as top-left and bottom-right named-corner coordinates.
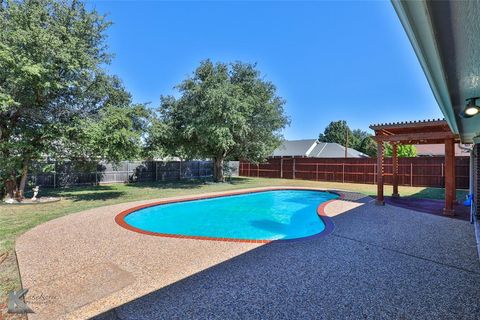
top-left (391, 1), bottom-right (480, 143)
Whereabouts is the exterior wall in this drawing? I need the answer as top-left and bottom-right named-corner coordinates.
top-left (475, 144), bottom-right (479, 216)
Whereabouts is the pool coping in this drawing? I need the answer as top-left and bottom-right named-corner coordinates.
top-left (114, 187), bottom-right (345, 244)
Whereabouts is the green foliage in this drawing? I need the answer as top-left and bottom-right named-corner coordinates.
top-left (148, 59), bottom-right (289, 181)
top-left (357, 136), bottom-right (377, 157)
top-left (384, 144), bottom-right (417, 158)
top-left (318, 120), bottom-right (377, 157)
top-left (318, 120), bottom-right (352, 146)
top-left (79, 104), bottom-right (150, 163)
top-left (0, 0), bottom-right (145, 195)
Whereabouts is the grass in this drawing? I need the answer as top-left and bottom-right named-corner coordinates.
top-left (0, 177), bottom-right (468, 306)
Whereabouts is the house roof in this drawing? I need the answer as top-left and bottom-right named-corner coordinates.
top-left (272, 139), bottom-right (318, 157)
top-left (272, 140), bottom-right (367, 158)
top-left (310, 142), bottom-right (367, 158)
top-left (391, 1), bottom-right (480, 143)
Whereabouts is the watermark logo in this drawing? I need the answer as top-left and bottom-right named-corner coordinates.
top-left (7, 289), bottom-right (34, 314)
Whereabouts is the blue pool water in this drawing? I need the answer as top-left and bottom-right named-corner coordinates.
top-left (124, 190), bottom-right (338, 241)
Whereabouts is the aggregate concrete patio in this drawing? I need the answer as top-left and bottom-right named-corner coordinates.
top-left (15, 187), bottom-right (480, 319)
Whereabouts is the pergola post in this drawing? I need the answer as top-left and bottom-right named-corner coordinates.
top-left (392, 143), bottom-right (400, 197)
top-left (443, 138), bottom-right (455, 215)
top-left (376, 142), bottom-right (385, 205)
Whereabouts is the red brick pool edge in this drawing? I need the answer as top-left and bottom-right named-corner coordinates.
top-left (115, 187), bottom-right (344, 244)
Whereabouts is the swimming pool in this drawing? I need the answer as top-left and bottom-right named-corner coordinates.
top-left (116, 189), bottom-right (339, 242)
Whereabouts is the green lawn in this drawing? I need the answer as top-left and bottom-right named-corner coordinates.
top-left (0, 177), bottom-right (468, 303)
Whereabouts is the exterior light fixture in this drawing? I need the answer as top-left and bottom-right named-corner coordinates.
top-left (461, 98), bottom-right (480, 118)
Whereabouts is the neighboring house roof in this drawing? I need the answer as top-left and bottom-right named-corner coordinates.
top-left (272, 140), bottom-right (368, 158)
top-left (414, 144), bottom-right (471, 157)
top-left (272, 139), bottom-right (318, 157)
top-left (310, 142), bottom-right (368, 158)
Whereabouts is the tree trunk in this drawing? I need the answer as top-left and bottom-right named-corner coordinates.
top-left (213, 156), bottom-right (225, 182)
top-left (4, 179), bottom-right (15, 200)
top-left (17, 158), bottom-right (29, 200)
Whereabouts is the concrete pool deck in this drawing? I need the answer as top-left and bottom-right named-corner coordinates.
top-left (15, 187), bottom-right (480, 319)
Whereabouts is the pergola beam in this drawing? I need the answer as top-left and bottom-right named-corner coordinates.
top-left (373, 131), bottom-right (456, 142)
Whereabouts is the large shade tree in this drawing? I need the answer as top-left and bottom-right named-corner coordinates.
top-left (148, 60), bottom-right (289, 182)
top-left (319, 120), bottom-right (377, 156)
top-left (0, 0), bottom-right (147, 198)
top-left (319, 120), bottom-right (353, 147)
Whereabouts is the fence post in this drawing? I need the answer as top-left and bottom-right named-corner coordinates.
top-left (293, 158), bottom-right (296, 179)
top-left (95, 171), bottom-right (98, 185)
top-left (155, 161), bottom-right (158, 181)
top-left (280, 158), bottom-right (283, 178)
top-left (410, 162), bottom-right (413, 186)
top-left (316, 163), bottom-right (319, 181)
top-left (162, 162), bottom-right (165, 181)
top-left (53, 161), bottom-right (57, 188)
top-left (373, 164), bottom-right (376, 184)
top-left (342, 163), bottom-right (345, 183)
top-left (179, 160), bottom-right (182, 180)
top-left (249, 163), bottom-right (251, 177)
top-left (257, 164), bottom-right (259, 177)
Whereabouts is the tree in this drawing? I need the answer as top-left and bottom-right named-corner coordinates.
top-left (148, 60), bottom-right (289, 182)
top-left (384, 143), bottom-right (417, 158)
top-left (318, 120), bottom-right (353, 147)
top-left (353, 136), bottom-right (377, 157)
top-left (318, 121), bottom-right (377, 156)
top-left (352, 129), bottom-right (377, 157)
top-left (78, 103), bottom-right (150, 162)
top-left (0, 0), bottom-right (145, 198)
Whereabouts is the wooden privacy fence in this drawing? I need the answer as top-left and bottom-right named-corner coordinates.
top-left (239, 156), bottom-right (469, 189)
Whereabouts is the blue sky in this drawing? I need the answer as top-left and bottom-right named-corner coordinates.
top-left (88, 0), bottom-right (443, 139)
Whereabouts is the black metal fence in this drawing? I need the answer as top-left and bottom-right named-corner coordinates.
top-left (28, 160), bottom-right (217, 188)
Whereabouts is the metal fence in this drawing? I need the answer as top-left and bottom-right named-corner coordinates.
top-left (239, 156), bottom-right (470, 189)
top-left (28, 160), bottom-right (219, 188)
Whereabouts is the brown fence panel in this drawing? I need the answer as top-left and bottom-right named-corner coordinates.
top-left (240, 156), bottom-right (469, 189)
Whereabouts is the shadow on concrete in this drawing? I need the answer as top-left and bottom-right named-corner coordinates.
top-left (93, 194), bottom-right (480, 320)
top-left (406, 187), bottom-right (468, 201)
top-left (385, 196), bottom-right (470, 221)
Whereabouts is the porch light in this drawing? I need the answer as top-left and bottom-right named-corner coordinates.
top-left (461, 98), bottom-right (479, 118)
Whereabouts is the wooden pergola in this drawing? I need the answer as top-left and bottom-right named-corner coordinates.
top-left (370, 119), bottom-right (460, 215)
